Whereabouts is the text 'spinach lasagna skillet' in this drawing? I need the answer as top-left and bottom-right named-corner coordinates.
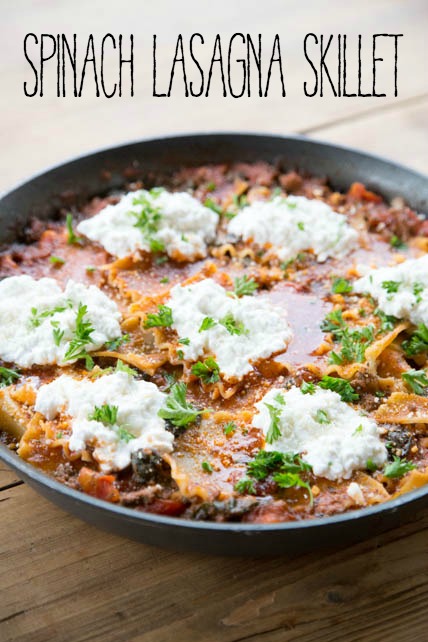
top-left (1, 162), bottom-right (428, 524)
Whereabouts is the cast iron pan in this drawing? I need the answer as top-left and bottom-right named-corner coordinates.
top-left (1, 133), bottom-right (428, 555)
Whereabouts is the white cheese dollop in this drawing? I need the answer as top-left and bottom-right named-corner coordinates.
top-left (167, 278), bottom-right (292, 379)
top-left (347, 482), bottom-right (365, 505)
top-left (35, 371), bottom-right (172, 472)
top-left (228, 195), bottom-right (358, 262)
top-left (0, 275), bottom-right (121, 367)
top-left (77, 189), bottom-right (219, 261)
top-left (354, 254), bottom-right (428, 325)
top-left (253, 387), bottom-right (387, 480)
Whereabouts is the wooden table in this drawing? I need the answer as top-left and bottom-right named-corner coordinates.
top-left (1, 2), bottom-right (428, 640)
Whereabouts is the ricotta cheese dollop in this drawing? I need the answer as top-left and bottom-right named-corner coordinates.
top-left (167, 278), bottom-right (292, 379)
top-left (35, 371), bottom-right (172, 472)
top-left (253, 387), bottom-right (387, 480)
top-left (0, 275), bottom-right (121, 367)
top-left (354, 254), bottom-right (428, 326)
top-left (228, 195), bottom-right (358, 262)
top-left (77, 188), bottom-right (219, 261)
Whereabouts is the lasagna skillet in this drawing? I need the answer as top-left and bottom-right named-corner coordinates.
top-left (1, 162), bottom-right (428, 524)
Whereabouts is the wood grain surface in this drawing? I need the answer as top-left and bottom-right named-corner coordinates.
top-left (1, 1), bottom-right (428, 641)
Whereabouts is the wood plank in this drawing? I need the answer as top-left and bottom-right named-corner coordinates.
top-left (311, 97), bottom-right (428, 175)
top-left (1, 482), bottom-right (428, 642)
top-left (1, 0), bottom-right (427, 191)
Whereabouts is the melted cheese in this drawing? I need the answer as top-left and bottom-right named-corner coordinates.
top-left (167, 278), bottom-right (292, 379)
top-left (77, 189), bottom-right (219, 260)
top-left (228, 195), bottom-right (358, 262)
top-left (35, 371), bottom-right (172, 472)
top-left (0, 276), bottom-right (121, 368)
top-left (354, 254), bottom-right (428, 325)
top-left (253, 387), bottom-right (387, 480)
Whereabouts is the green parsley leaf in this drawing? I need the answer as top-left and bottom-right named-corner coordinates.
top-left (206, 182), bottom-right (216, 192)
top-left (130, 193), bottom-right (163, 251)
top-left (199, 317), bottom-right (217, 332)
top-left (301, 381), bottom-right (316, 395)
top-left (201, 461), bottom-right (213, 473)
top-left (320, 309), bottom-right (346, 335)
top-left (264, 403), bottom-right (282, 444)
top-left (178, 337), bottom-right (190, 345)
top-left (375, 309), bottom-right (398, 333)
top-left (191, 358), bottom-right (220, 384)
top-left (52, 326), bottom-right (64, 347)
top-left (115, 359), bottom-right (137, 377)
top-left (402, 369), bottom-right (428, 395)
top-left (223, 422), bottom-right (237, 436)
top-left (85, 265), bottom-right (96, 273)
top-left (144, 305), bottom-right (173, 328)
top-left (413, 282), bottom-right (424, 304)
top-left (353, 424), bottom-right (364, 435)
top-left (402, 323), bottom-right (428, 356)
top-left (297, 221), bottom-right (305, 231)
top-left (160, 276), bottom-right (170, 284)
top-left (63, 303), bottom-right (95, 365)
top-left (390, 235), bottom-right (406, 249)
top-left (366, 458), bottom-right (378, 472)
top-left (89, 404), bottom-right (118, 426)
top-left (234, 477), bottom-right (256, 494)
top-left (65, 213), bottom-right (83, 245)
top-left (384, 456), bottom-right (415, 479)
top-left (158, 382), bottom-right (202, 427)
top-left (315, 409), bottom-right (330, 424)
top-left (331, 277), bottom-right (353, 295)
top-left (0, 366), bottom-right (20, 388)
top-left (105, 334), bottom-right (130, 351)
top-left (219, 312), bottom-right (249, 336)
top-left (233, 275), bottom-right (258, 297)
top-left (49, 255), bottom-right (65, 266)
top-left (382, 280), bottom-right (401, 295)
top-left (272, 471), bottom-right (313, 505)
top-left (319, 375), bottom-right (359, 402)
top-left (204, 198), bottom-right (222, 215)
top-left (116, 426), bottom-right (135, 443)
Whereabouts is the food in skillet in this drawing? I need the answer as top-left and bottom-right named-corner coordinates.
top-left (1, 162), bottom-right (428, 523)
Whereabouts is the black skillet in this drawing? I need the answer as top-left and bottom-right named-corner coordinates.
top-left (1, 133), bottom-right (428, 555)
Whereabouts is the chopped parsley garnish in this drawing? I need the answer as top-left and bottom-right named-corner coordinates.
top-left (52, 325), bottom-right (64, 346)
top-left (301, 381), bottom-right (316, 395)
top-left (85, 265), bottom-right (96, 273)
top-left (219, 312), bottom-right (249, 336)
top-left (315, 409), bottom-right (330, 424)
top-left (199, 316), bottom-right (217, 332)
top-left (223, 422), bottom-right (237, 436)
top-left (158, 382), bottom-right (202, 427)
top-left (264, 403), bottom-right (282, 444)
top-left (319, 376), bottom-right (359, 402)
top-left (232, 193), bottom-right (248, 209)
top-left (402, 369), bottom-right (428, 395)
top-left (49, 255), bottom-right (65, 266)
top-left (206, 182), bottom-right (216, 192)
top-left (105, 334), bottom-right (130, 351)
top-left (331, 277), bottom-right (353, 295)
top-left (191, 358), bottom-right (220, 384)
top-left (65, 213), bottom-right (83, 245)
top-left (382, 280), bottom-right (400, 295)
top-left (160, 277), bottom-right (170, 284)
top-left (130, 192), bottom-right (164, 252)
top-left (178, 337), bottom-right (190, 345)
top-left (297, 221), bottom-right (305, 231)
top-left (0, 366), bottom-right (20, 388)
top-left (114, 359), bottom-right (137, 376)
top-left (233, 275), bottom-right (258, 297)
top-left (201, 461), bottom-right (213, 473)
top-left (390, 235), bottom-right (406, 249)
top-left (353, 424), bottom-right (364, 435)
top-left (204, 198), bottom-right (222, 215)
top-left (30, 302), bottom-right (71, 328)
top-left (366, 458), bottom-right (378, 472)
top-left (402, 323), bottom-right (428, 356)
top-left (116, 426), bottom-right (135, 443)
top-left (144, 305), bottom-right (173, 328)
top-left (375, 309), bottom-right (398, 333)
top-left (383, 456), bottom-right (415, 479)
top-left (63, 303), bottom-right (95, 368)
top-left (413, 282), bottom-right (424, 304)
top-left (89, 403), bottom-right (118, 426)
top-left (321, 311), bottom-right (374, 364)
top-left (236, 450), bottom-right (313, 504)
top-left (234, 478), bottom-right (256, 494)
